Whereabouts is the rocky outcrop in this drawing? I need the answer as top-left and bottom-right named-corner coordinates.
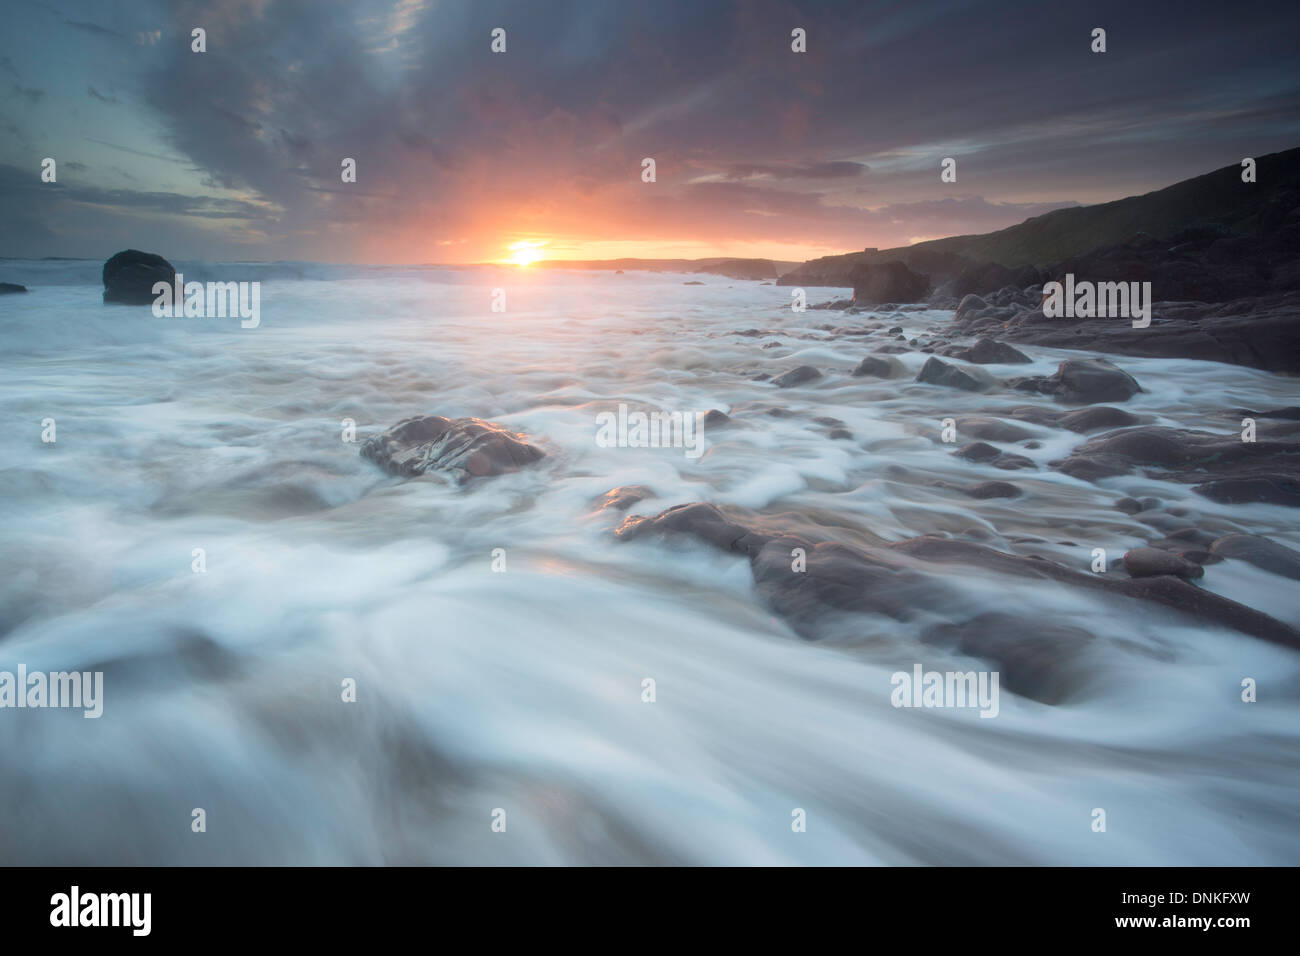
top-left (102, 249), bottom-right (177, 305)
top-left (956, 291), bottom-right (1300, 374)
top-left (360, 415), bottom-right (545, 483)
top-left (0, 282), bottom-right (27, 294)
top-left (850, 260), bottom-right (930, 305)
top-left (613, 503), bottom-right (1300, 698)
top-left (1052, 424), bottom-right (1300, 505)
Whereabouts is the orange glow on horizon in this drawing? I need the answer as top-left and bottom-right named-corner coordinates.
top-left (506, 239), bottom-right (549, 266)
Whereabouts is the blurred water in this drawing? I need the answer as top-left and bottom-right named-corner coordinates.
top-left (0, 261), bottom-right (1297, 864)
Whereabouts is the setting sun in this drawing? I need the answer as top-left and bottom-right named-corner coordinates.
top-left (507, 239), bottom-right (548, 266)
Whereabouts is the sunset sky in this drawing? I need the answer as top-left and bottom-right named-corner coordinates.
top-left (2, 0), bottom-right (1298, 264)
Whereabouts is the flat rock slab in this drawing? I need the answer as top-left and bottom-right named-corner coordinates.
top-left (361, 415), bottom-right (545, 483)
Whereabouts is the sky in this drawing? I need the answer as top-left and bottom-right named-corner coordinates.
top-left (1, 0), bottom-right (1298, 265)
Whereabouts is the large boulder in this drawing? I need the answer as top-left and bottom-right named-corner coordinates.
top-left (850, 260), bottom-right (930, 305)
top-left (103, 249), bottom-right (177, 305)
top-left (1009, 357), bottom-right (1141, 404)
top-left (360, 415), bottom-right (545, 483)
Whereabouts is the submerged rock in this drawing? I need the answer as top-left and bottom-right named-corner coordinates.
top-left (771, 365), bottom-right (822, 388)
top-left (614, 502), bottom-right (1300, 693)
top-left (915, 357), bottom-right (993, 392)
top-left (598, 485), bottom-right (655, 512)
top-left (1053, 425), bottom-right (1300, 505)
top-left (1209, 534), bottom-right (1300, 580)
top-left (852, 355), bottom-right (900, 378)
top-left (1122, 547), bottom-right (1204, 580)
top-left (360, 415), bottom-right (544, 483)
top-left (103, 249), bottom-right (177, 305)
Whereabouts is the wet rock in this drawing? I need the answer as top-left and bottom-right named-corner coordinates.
top-left (954, 294), bottom-right (988, 320)
top-left (963, 480), bottom-right (1022, 499)
top-left (1053, 426), bottom-right (1299, 503)
top-left (1195, 476), bottom-right (1300, 507)
top-left (1115, 497), bottom-right (1144, 514)
top-left (103, 249), bottom-right (177, 305)
top-left (915, 357), bottom-right (993, 392)
top-left (615, 502), bottom-right (1300, 657)
top-left (951, 338), bottom-right (1032, 365)
top-left (1122, 547), bottom-right (1205, 580)
top-left (968, 291), bottom-right (1300, 374)
top-left (0, 282), bottom-right (28, 294)
top-left (852, 355), bottom-right (898, 378)
top-left (955, 416), bottom-right (1036, 442)
top-left (771, 365), bottom-right (822, 388)
top-left (360, 415), bottom-right (545, 483)
top-left (1058, 406), bottom-right (1141, 433)
top-left (703, 409), bottom-right (731, 426)
top-left (922, 613), bottom-right (1091, 705)
top-left (1009, 358), bottom-right (1141, 404)
top-left (954, 442), bottom-right (1001, 463)
top-left (598, 485), bottom-right (654, 512)
top-left (1209, 534), bottom-right (1300, 579)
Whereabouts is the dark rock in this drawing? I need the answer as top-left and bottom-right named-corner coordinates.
top-left (0, 282), bottom-right (28, 294)
top-left (963, 480), bottom-right (1022, 499)
top-left (852, 356), bottom-right (896, 378)
top-left (703, 409), bottom-right (731, 426)
top-left (102, 249), bottom-right (177, 305)
top-left (851, 261), bottom-right (930, 306)
top-left (615, 503), bottom-right (1300, 658)
top-left (1058, 406), bottom-right (1140, 433)
top-left (954, 442), bottom-right (1001, 463)
top-left (954, 416), bottom-right (1035, 443)
top-left (964, 338), bottom-right (1032, 364)
top-left (683, 280), bottom-right (705, 285)
top-left (970, 291), bottom-right (1300, 374)
top-left (1209, 534), bottom-right (1300, 579)
top-left (915, 357), bottom-right (992, 392)
top-left (922, 613), bottom-right (1090, 704)
top-left (360, 415), bottom-right (545, 483)
top-left (1122, 548), bottom-right (1204, 580)
top-left (771, 365), bottom-right (822, 388)
top-left (1053, 426), bottom-right (1300, 502)
top-left (1011, 358), bottom-right (1141, 404)
top-left (1195, 476), bottom-right (1300, 507)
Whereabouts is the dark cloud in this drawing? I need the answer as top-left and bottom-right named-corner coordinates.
top-left (10, 84), bottom-right (45, 104)
top-left (3, 0), bottom-right (1299, 260)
